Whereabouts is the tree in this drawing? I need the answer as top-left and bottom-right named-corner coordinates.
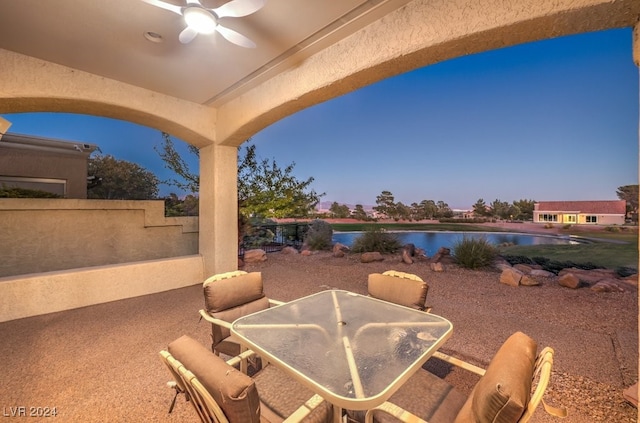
top-left (472, 198), bottom-right (488, 217)
top-left (157, 133), bottom-right (323, 219)
top-left (435, 200), bottom-right (453, 218)
top-left (395, 202), bottom-right (412, 221)
top-left (88, 154), bottom-right (159, 200)
top-left (374, 190), bottom-right (395, 219)
top-left (329, 202), bottom-right (351, 218)
top-left (512, 199), bottom-right (535, 220)
top-left (616, 184), bottom-right (638, 222)
top-left (238, 144), bottom-right (323, 218)
top-left (490, 199), bottom-right (510, 219)
top-left (351, 204), bottom-right (369, 221)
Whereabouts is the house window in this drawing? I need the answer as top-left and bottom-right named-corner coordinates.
top-left (586, 215), bottom-right (597, 223)
top-left (538, 214), bottom-right (558, 222)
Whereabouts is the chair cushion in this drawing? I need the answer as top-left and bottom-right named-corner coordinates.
top-left (347, 368), bottom-right (466, 423)
top-left (453, 332), bottom-right (538, 423)
top-left (253, 364), bottom-right (333, 423)
top-left (210, 296), bottom-right (271, 347)
top-left (368, 273), bottom-right (428, 310)
top-left (204, 271), bottom-right (265, 313)
top-left (168, 335), bottom-right (261, 423)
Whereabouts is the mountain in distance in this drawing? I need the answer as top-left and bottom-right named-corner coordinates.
top-left (317, 201), bottom-right (374, 211)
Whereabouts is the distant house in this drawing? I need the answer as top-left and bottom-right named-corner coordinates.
top-left (0, 132), bottom-right (98, 198)
top-left (533, 200), bottom-right (626, 225)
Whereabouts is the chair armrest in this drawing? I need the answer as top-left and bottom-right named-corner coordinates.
top-left (269, 298), bottom-right (285, 306)
top-left (225, 349), bottom-right (257, 367)
top-left (283, 394), bottom-right (328, 422)
top-left (365, 401), bottom-right (429, 423)
top-left (432, 351), bottom-right (486, 376)
top-left (198, 309), bottom-right (232, 329)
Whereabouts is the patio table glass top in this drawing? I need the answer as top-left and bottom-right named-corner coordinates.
top-left (231, 289), bottom-right (453, 410)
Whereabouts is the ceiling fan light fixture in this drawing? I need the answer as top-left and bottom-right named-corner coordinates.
top-left (183, 7), bottom-right (217, 34)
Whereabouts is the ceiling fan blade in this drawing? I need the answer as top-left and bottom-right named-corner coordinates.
top-left (140, 0), bottom-right (182, 15)
top-left (212, 0), bottom-right (265, 18)
top-left (179, 26), bottom-right (199, 43)
top-left (215, 25), bottom-right (256, 48)
top-left (185, 0), bottom-right (201, 4)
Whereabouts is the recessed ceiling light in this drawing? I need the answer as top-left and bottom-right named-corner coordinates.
top-left (144, 31), bottom-right (164, 43)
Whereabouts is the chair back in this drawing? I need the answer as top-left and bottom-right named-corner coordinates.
top-left (167, 335), bottom-right (261, 423)
top-left (367, 271), bottom-right (428, 311)
top-left (203, 271), bottom-right (270, 352)
top-left (160, 350), bottom-right (222, 423)
top-left (453, 331), bottom-right (539, 423)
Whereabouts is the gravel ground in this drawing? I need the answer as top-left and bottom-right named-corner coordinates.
top-left (244, 250), bottom-right (638, 423)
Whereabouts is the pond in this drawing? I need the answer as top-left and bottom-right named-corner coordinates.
top-left (332, 231), bottom-right (581, 256)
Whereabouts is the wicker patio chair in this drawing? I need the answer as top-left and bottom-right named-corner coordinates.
top-left (348, 331), bottom-right (566, 423)
top-left (367, 270), bottom-right (431, 312)
top-left (199, 270), bottom-right (284, 372)
top-left (160, 335), bottom-right (333, 423)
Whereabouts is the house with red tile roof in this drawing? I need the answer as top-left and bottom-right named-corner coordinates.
top-left (533, 200), bottom-right (626, 225)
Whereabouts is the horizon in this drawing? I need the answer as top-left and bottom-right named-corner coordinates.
top-left (2, 27), bottom-right (638, 210)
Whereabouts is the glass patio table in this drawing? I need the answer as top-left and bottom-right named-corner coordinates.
top-left (231, 289), bottom-right (453, 419)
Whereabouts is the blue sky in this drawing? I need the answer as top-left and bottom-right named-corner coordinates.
top-left (3, 28), bottom-right (638, 210)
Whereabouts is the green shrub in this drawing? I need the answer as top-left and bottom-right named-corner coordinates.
top-left (0, 186), bottom-right (61, 198)
top-left (351, 227), bottom-right (401, 253)
top-left (544, 223), bottom-right (554, 229)
top-left (605, 225), bottom-right (621, 232)
top-left (453, 236), bottom-right (497, 269)
top-left (304, 219), bottom-right (333, 250)
top-left (563, 224), bottom-right (572, 229)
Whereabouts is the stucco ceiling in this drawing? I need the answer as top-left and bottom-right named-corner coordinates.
top-left (0, 0), bottom-right (412, 107)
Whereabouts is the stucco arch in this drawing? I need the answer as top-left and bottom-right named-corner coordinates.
top-left (0, 48), bottom-right (217, 148)
top-left (216, 0), bottom-right (640, 147)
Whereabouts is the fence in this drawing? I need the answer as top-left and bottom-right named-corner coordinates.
top-left (239, 222), bottom-right (308, 256)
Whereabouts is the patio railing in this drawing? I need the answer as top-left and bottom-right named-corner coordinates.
top-left (239, 222), bottom-right (308, 256)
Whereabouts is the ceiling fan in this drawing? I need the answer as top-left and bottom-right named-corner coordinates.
top-left (141, 0), bottom-right (264, 48)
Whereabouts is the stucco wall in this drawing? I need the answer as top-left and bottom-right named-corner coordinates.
top-left (0, 199), bottom-right (198, 277)
top-left (0, 255), bottom-right (204, 323)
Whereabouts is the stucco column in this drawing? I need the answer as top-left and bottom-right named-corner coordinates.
top-left (199, 143), bottom-right (238, 278)
top-left (634, 20), bottom-right (640, 67)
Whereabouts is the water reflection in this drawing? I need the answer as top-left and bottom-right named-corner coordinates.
top-left (332, 231), bottom-right (578, 256)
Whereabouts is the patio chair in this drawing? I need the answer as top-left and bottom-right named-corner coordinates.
top-left (368, 271), bottom-right (431, 312)
top-left (349, 331), bottom-right (566, 423)
top-left (199, 270), bottom-right (284, 371)
top-left (160, 335), bottom-right (333, 423)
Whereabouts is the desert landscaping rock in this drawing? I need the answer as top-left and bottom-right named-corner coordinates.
top-left (591, 280), bottom-right (625, 292)
top-left (559, 273), bottom-right (581, 289)
top-left (430, 262), bottom-right (445, 272)
top-left (361, 252), bottom-right (384, 263)
top-left (500, 268), bottom-right (523, 287)
top-left (244, 248), bottom-right (267, 263)
top-left (281, 246), bottom-right (298, 254)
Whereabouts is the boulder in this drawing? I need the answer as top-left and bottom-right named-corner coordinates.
top-left (520, 275), bottom-right (541, 286)
top-left (403, 243), bottom-right (416, 257)
top-left (558, 273), bottom-right (580, 289)
top-left (333, 250), bottom-right (345, 258)
top-left (401, 248), bottom-right (414, 264)
top-left (361, 252), bottom-right (384, 263)
top-left (243, 248), bottom-right (267, 263)
top-left (301, 250), bottom-right (313, 256)
top-left (281, 246), bottom-right (298, 255)
top-left (333, 243), bottom-right (350, 254)
top-left (591, 280), bottom-right (625, 293)
top-left (514, 263), bottom-right (538, 274)
top-left (558, 268), bottom-right (617, 284)
top-left (530, 269), bottom-right (555, 278)
top-left (492, 257), bottom-right (512, 271)
top-left (500, 268), bottom-right (523, 287)
top-left (430, 262), bottom-right (444, 272)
